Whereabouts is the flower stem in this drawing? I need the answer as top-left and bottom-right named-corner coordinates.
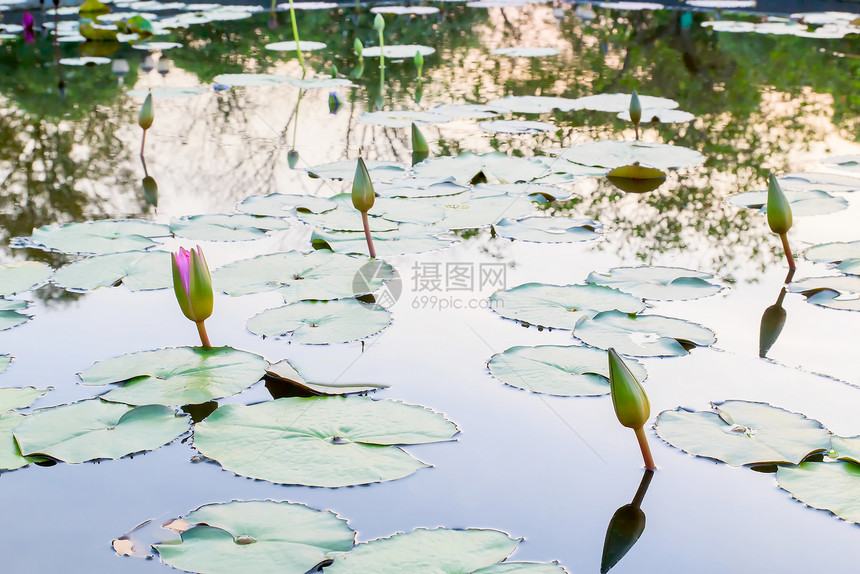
top-left (378, 28), bottom-right (385, 71)
top-left (634, 124), bottom-right (639, 141)
top-left (140, 129), bottom-right (147, 157)
top-left (634, 426), bottom-right (656, 470)
top-left (287, 0), bottom-right (306, 78)
top-left (361, 211), bottom-right (376, 259)
top-left (196, 321), bottom-right (212, 348)
top-left (779, 233), bottom-right (796, 270)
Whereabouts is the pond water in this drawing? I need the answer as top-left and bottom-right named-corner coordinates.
top-left (1, 1), bottom-right (860, 573)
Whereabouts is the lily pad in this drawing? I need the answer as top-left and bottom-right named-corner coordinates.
top-left (491, 47), bottom-right (559, 57)
top-left (727, 189), bottom-right (847, 216)
top-left (373, 196), bottom-right (447, 225)
top-left (479, 120), bottom-right (557, 134)
top-left (831, 436), bottom-right (860, 465)
top-left (489, 283), bottom-right (645, 330)
top-left (0, 261), bottom-right (53, 296)
top-left (54, 251), bottom-right (171, 291)
top-left (154, 500), bottom-right (355, 574)
top-left (296, 206), bottom-right (398, 232)
top-left (430, 192), bottom-right (535, 230)
top-left (325, 528), bottom-right (518, 574)
top-left (25, 220), bottom-right (170, 255)
top-left (236, 193), bottom-right (337, 216)
top-left (127, 86), bottom-right (208, 99)
top-left (0, 387), bottom-right (48, 412)
top-left (58, 56), bottom-right (111, 66)
top-left (486, 95), bottom-right (580, 114)
top-left (573, 310), bottom-right (716, 357)
top-left (785, 276), bottom-right (860, 311)
top-left (375, 178), bottom-right (469, 198)
top-left (211, 73), bottom-right (289, 87)
top-left (493, 216), bottom-right (601, 243)
top-left (488, 345), bottom-right (646, 397)
top-left (572, 93), bottom-right (678, 113)
top-left (616, 108), bottom-right (695, 123)
top-left (13, 400), bottom-right (189, 463)
top-left (193, 396), bottom-right (458, 487)
top-left (0, 355), bottom-right (10, 374)
top-left (283, 76), bottom-right (353, 89)
top-left (0, 300), bottom-right (31, 331)
top-left (430, 104), bottom-right (503, 119)
top-left (586, 266), bottom-right (722, 301)
top-left (370, 5), bottom-right (440, 14)
top-left (655, 400), bottom-right (831, 467)
top-left (413, 152), bottom-right (550, 185)
top-left (266, 360), bottom-right (387, 395)
top-left (132, 41), bottom-right (183, 51)
top-left (804, 241), bottom-right (860, 275)
top-left (311, 225), bottom-right (456, 256)
top-left (79, 346), bottom-right (268, 406)
top-left (212, 250), bottom-right (394, 301)
top-left (360, 44), bottom-right (435, 58)
top-left (306, 159), bottom-right (407, 182)
top-left (778, 172), bottom-right (860, 193)
top-left (821, 154), bottom-right (860, 174)
top-left (264, 40), bottom-right (327, 51)
top-left (247, 299), bottom-right (391, 344)
top-left (358, 110), bottom-right (450, 128)
top-left (0, 413), bottom-right (32, 470)
top-left (170, 214), bottom-right (290, 241)
top-left (545, 141), bottom-right (705, 170)
top-left (777, 462), bottom-right (860, 524)
top-left (475, 182), bottom-right (571, 202)
top-left (473, 564), bottom-right (568, 574)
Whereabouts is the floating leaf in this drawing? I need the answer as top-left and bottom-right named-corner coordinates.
top-left (489, 283), bottom-right (644, 330)
top-left (727, 189), bottom-right (847, 216)
top-left (776, 462), bottom-right (860, 523)
top-left (370, 5), bottom-right (439, 14)
top-left (247, 299), bottom-right (391, 344)
top-left (58, 56), bottom-right (111, 66)
top-left (429, 192), bottom-right (535, 230)
top-left (131, 41), bottom-right (183, 51)
top-left (154, 500), bottom-right (355, 573)
top-left (264, 40), bottom-right (327, 51)
top-left (211, 73), bottom-right (289, 87)
top-left (473, 564), bottom-right (568, 574)
top-left (491, 47), bottom-right (559, 57)
top-left (572, 93), bottom-right (678, 112)
top-left (283, 76), bottom-right (353, 89)
top-left (13, 400), bottom-right (189, 463)
top-left (655, 400), bottom-right (831, 466)
top-left (312, 225), bottom-right (456, 256)
top-left (486, 95), bottom-right (580, 114)
top-left (573, 310), bottom-right (715, 357)
top-left (170, 214), bottom-right (289, 241)
top-left (25, 220), bottom-right (170, 255)
top-left (375, 178), bottom-right (469, 198)
top-left (127, 86), bottom-right (208, 99)
top-left (236, 193), bottom-right (337, 216)
top-left (0, 387), bottom-right (49, 412)
top-left (413, 152), bottom-right (550, 185)
top-left (358, 110), bottom-right (450, 128)
top-left (831, 436), bottom-right (860, 465)
top-left (545, 141), bottom-right (705, 170)
top-left (325, 528), bottom-right (519, 574)
top-left (212, 250), bottom-right (394, 301)
top-left (787, 276), bottom-right (860, 311)
top-left (0, 299), bottom-right (30, 331)
top-left (266, 360), bottom-right (387, 395)
top-left (616, 108), bottom-right (694, 123)
top-left (360, 44), bottom-right (435, 58)
top-left (430, 104), bottom-right (503, 119)
top-left (0, 413), bottom-right (31, 470)
top-left (478, 120), bottom-right (557, 134)
top-left (804, 241), bottom-right (860, 275)
top-left (0, 261), bottom-right (52, 296)
top-left (778, 172), bottom-right (860, 193)
top-left (79, 346), bottom-right (268, 406)
top-left (0, 355), bottom-right (10, 375)
top-left (306, 159), bottom-right (407, 182)
top-left (475, 182), bottom-right (572, 202)
top-left (493, 216), bottom-right (601, 243)
top-left (488, 345), bottom-right (646, 397)
top-left (821, 154), bottom-right (860, 174)
top-left (586, 266), bottom-right (722, 301)
top-left (54, 251), bottom-right (171, 291)
top-left (193, 396), bottom-right (458, 487)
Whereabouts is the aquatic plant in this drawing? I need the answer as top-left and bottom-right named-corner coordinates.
top-left (171, 246), bottom-right (214, 347)
top-left (608, 348), bottom-right (655, 469)
top-left (286, 0), bottom-right (307, 77)
top-left (767, 173), bottom-right (795, 270)
top-left (352, 158), bottom-right (377, 258)
top-left (374, 13), bottom-right (385, 70)
top-left (138, 91), bottom-right (153, 156)
top-left (414, 49), bottom-right (424, 78)
top-left (629, 90), bottom-right (641, 140)
top-left (411, 122), bottom-right (429, 165)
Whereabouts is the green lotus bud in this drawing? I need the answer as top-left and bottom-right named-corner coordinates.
top-left (411, 122), bottom-right (429, 154)
top-left (373, 13), bottom-right (385, 31)
top-left (354, 38), bottom-right (363, 57)
top-left (608, 348), bottom-right (650, 429)
top-left (330, 63), bottom-right (338, 77)
top-left (352, 157), bottom-right (375, 213)
top-left (414, 49), bottom-right (424, 75)
top-left (139, 93), bottom-right (154, 130)
top-left (629, 90), bottom-right (641, 127)
top-left (351, 58), bottom-right (365, 79)
top-left (766, 173), bottom-right (792, 235)
top-left (287, 149), bottom-right (299, 169)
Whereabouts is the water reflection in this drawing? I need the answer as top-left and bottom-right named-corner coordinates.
top-left (759, 269), bottom-right (795, 358)
top-left (600, 469), bottom-right (654, 574)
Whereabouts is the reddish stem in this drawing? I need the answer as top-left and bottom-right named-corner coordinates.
top-left (361, 211), bottom-right (376, 259)
top-left (196, 321), bottom-right (212, 348)
top-left (140, 129), bottom-right (147, 157)
top-left (780, 233), bottom-right (796, 270)
top-left (634, 426), bottom-right (656, 470)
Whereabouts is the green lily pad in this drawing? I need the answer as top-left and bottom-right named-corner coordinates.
top-left (264, 40), bottom-right (327, 51)
top-left (489, 283), bottom-right (645, 330)
top-left (0, 387), bottom-right (49, 412)
top-left (132, 41), bottom-right (183, 50)
top-left (0, 261), bottom-right (53, 296)
top-left (358, 110), bottom-right (450, 128)
top-left (473, 564), bottom-right (568, 574)
top-left (370, 5), bottom-right (440, 14)
top-left (266, 360), bottom-right (387, 395)
top-left (572, 93), bottom-right (679, 112)
top-left (311, 225), bottom-right (456, 256)
top-left (831, 436), bottom-right (860, 465)
top-left (306, 159), bottom-right (408, 182)
top-left (79, 346), bottom-right (268, 406)
top-left (573, 310), bottom-right (716, 357)
top-left (54, 251), bottom-right (171, 291)
top-left (375, 178), bottom-right (469, 198)
top-left (479, 120), bottom-right (557, 134)
top-left (372, 196), bottom-right (447, 225)
top-left (325, 528), bottom-right (519, 574)
top-left (491, 47), bottom-right (559, 57)
top-left (474, 182), bottom-right (571, 202)
top-left (494, 216), bottom-right (601, 243)
top-left (0, 299), bottom-right (31, 331)
top-left (778, 172), bottom-right (860, 193)
top-left (488, 345), bottom-right (646, 397)
top-left (211, 73), bottom-right (289, 87)
top-left (25, 220), bottom-right (170, 255)
top-left (485, 96), bottom-right (580, 114)
top-left (13, 400), bottom-right (189, 463)
top-left (283, 76), bottom-right (353, 89)
top-left (360, 44), bottom-right (435, 58)
top-left (154, 500), bottom-right (355, 574)
top-left (247, 299), bottom-right (391, 344)
top-left (787, 276), bottom-right (860, 311)
top-left (616, 108), bottom-right (695, 123)
top-left (296, 206), bottom-right (398, 232)
top-left (545, 141), bottom-right (705, 170)
top-left (170, 214), bottom-right (290, 241)
top-left (430, 104), bottom-right (502, 119)
top-left (58, 56), bottom-right (112, 66)
top-left (0, 413), bottom-right (32, 470)
top-left (655, 400), bottom-right (831, 467)
top-left (586, 266), bottom-right (722, 301)
top-left (212, 250), bottom-right (394, 301)
top-left (236, 193), bottom-right (337, 216)
top-left (822, 154), bottom-right (860, 174)
top-left (804, 241), bottom-right (860, 275)
top-left (193, 396), bottom-right (458, 487)
top-left (776, 462), bottom-right (860, 523)
top-left (429, 192), bottom-right (535, 230)
top-left (413, 153), bottom-right (550, 185)
top-left (727, 189), bottom-right (847, 216)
